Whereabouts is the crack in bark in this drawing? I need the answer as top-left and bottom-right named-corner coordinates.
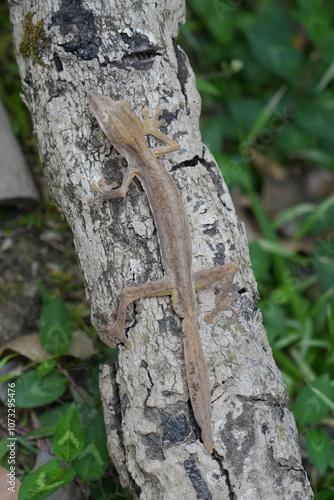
top-left (175, 45), bottom-right (190, 104)
top-left (214, 453), bottom-right (235, 500)
top-left (171, 155), bottom-right (201, 171)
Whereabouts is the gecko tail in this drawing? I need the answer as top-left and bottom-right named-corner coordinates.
top-left (182, 316), bottom-right (213, 453)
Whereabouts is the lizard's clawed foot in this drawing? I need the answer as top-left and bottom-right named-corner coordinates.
top-left (204, 293), bottom-right (239, 323)
top-left (97, 313), bottom-right (132, 349)
top-left (142, 107), bottom-right (166, 133)
top-left (88, 178), bottom-right (118, 210)
top-left (90, 177), bottom-right (118, 194)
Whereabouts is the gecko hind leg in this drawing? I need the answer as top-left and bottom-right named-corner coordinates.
top-left (193, 263), bottom-right (239, 323)
top-left (99, 277), bottom-right (174, 348)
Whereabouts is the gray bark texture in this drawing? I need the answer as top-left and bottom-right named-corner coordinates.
top-left (8, 0), bottom-right (313, 499)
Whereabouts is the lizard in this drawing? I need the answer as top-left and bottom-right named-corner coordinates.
top-left (87, 90), bottom-right (238, 453)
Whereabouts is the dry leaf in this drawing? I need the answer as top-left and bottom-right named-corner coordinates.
top-left (0, 331), bottom-right (96, 362)
top-left (0, 464), bottom-right (20, 500)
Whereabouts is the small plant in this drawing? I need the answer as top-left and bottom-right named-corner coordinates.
top-left (0, 293), bottom-right (129, 499)
top-left (19, 404), bottom-right (108, 500)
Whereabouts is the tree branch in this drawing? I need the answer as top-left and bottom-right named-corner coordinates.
top-left (8, 0), bottom-right (313, 498)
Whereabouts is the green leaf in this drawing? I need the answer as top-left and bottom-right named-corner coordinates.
top-left (39, 297), bottom-right (72, 356)
top-left (239, 86), bottom-right (287, 150)
top-left (230, 98), bottom-right (263, 132)
top-left (273, 204), bottom-right (316, 230)
top-left (0, 353), bottom-right (18, 370)
top-left (289, 347), bottom-right (316, 381)
top-left (291, 149), bottom-right (334, 168)
top-left (315, 491), bottom-right (334, 500)
top-left (296, 0), bottom-right (331, 43)
top-left (216, 154), bottom-right (244, 187)
top-left (16, 437), bottom-right (38, 454)
top-left (17, 213), bottom-right (42, 229)
top-left (292, 374), bottom-right (332, 427)
top-left (306, 429), bottom-right (332, 474)
top-left (261, 302), bottom-right (286, 344)
top-left (73, 413), bottom-right (109, 482)
top-left (249, 240), bottom-right (270, 283)
top-left (201, 114), bottom-right (234, 154)
top-left (15, 370), bottom-right (67, 408)
top-left (272, 348), bottom-right (303, 381)
top-left (257, 238), bottom-right (296, 258)
top-left (23, 425), bottom-right (55, 440)
top-left (249, 38), bottom-right (302, 79)
top-left (89, 477), bottom-right (131, 500)
top-left (314, 239), bottom-right (334, 293)
top-left (18, 460), bottom-right (76, 500)
top-left (196, 78), bottom-right (221, 97)
top-left (244, 7), bottom-right (303, 80)
top-left (273, 333), bottom-right (300, 350)
top-left (297, 195), bottom-right (334, 238)
top-left (38, 359), bottom-right (57, 378)
top-left (0, 437), bottom-right (9, 459)
top-left (275, 123), bottom-right (309, 154)
top-left (296, 106), bottom-right (334, 142)
top-left (54, 404), bottom-right (85, 462)
top-left (38, 403), bottom-right (72, 427)
top-left (0, 354), bottom-right (19, 383)
top-left (317, 59), bottom-right (334, 92)
top-left (190, 0), bottom-right (237, 44)
top-left (38, 284), bottom-right (54, 305)
top-left (308, 383), bottom-right (334, 413)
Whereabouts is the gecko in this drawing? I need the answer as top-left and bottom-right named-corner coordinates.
top-left (87, 91), bottom-right (238, 453)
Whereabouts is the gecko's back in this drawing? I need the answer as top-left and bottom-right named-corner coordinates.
top-left (88, 91), bottom-right (214, 452)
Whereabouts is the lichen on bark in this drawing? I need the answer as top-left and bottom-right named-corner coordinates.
top-left (19, 12), bottom-right (50, 66)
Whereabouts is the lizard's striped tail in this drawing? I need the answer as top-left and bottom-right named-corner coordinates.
top-left (182, 315), bottom-right (213, 453)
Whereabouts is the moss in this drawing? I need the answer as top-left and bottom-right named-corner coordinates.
top-left (19, 12), bottom-right (51, 66)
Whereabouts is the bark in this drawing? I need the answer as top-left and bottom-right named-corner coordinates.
top-left (8, 0), bottom-right (313, 499)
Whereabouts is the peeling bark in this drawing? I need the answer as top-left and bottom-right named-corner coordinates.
top-left (8, 0), bottom-right (313, 498)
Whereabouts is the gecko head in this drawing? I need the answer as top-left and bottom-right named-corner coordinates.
top-left (87, 91), bottom-right (144, 154)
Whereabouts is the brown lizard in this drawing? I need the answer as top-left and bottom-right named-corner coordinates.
top-left (87, 91), bottom-right (238, 453)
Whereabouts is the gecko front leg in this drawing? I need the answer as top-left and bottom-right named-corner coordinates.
top-left (142, 108), bottom-right (180, 156)
top-left (88, 160), bottom-right (137, 208)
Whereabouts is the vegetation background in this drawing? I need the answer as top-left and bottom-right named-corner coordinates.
top-left (0, 0), bottom-right (333, 498)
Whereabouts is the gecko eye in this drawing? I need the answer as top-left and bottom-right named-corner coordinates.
top-left (100, 111), bottom-right (109, 123)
